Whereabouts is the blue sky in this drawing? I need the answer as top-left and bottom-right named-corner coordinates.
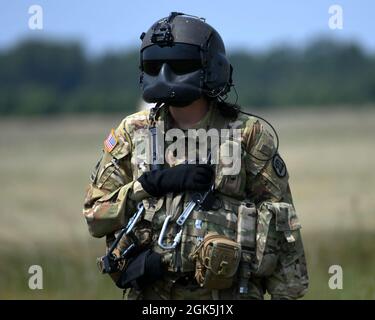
top-left (1, 0), bottom-right (374, 54)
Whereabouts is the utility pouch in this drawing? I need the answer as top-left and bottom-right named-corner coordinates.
top-left (237, 201), bottom-right (257, 249)
top-left (236, 201), bottom-right (257, 294)
top-left (191, 233), bottom-right (241, 290)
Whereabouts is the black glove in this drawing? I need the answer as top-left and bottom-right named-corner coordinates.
top-left (138, 164), bottom-right (214, 197)
top-left (116, 249), bottom-right (164, 290)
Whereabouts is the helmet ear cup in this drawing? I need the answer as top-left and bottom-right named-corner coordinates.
top-left (205, 52), bottom-right (231, 93)
top-left (201, 29), bottom-right (232, 97)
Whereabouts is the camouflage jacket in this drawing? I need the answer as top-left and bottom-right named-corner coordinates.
top-left (83, 101), bottom-right (301, 273)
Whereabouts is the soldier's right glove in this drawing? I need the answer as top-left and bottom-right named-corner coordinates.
top-left (137, 163), bottom-right (214, 197)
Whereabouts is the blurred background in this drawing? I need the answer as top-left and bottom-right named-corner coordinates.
top-left (0, 0), bottom-right (374, 299)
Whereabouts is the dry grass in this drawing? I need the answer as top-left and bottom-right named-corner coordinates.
top-left (0, 108), bottom-right (374, 299)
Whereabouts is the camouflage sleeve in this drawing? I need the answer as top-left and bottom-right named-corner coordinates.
top-left (243, 119), bottom-right (291, 205)
top-left (82, 118), bottom-right (149, 238)
top-left (242, 117), bottom-right (301, 247)
top-left (243, 119), bottom-right (305, 282)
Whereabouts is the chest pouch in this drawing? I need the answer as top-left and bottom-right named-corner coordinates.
top-left (190, 233), bottom-right (241, 290)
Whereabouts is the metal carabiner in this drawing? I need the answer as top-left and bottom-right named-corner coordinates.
top-left (157, 215), bottom-right (183, 250)
top-left (126, 202), bottom-right (144, 235)
top-left (100, 202), bottom-right (145, 273)
top-left (158, 184), bottom-right (215, 250)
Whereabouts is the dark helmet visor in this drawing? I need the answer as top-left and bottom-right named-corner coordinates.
top-left (142, 43), bottom-right (202, 76)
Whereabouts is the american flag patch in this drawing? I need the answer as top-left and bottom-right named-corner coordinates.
top-left (104, 129), bottom-right (118, 152)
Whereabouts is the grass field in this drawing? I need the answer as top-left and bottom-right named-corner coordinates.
top-left (0, 107), bottom-right (374, 299)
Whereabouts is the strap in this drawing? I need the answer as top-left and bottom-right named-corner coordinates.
top-left (148, 102), bottom-right (164, 127)
top-left (166, 193), bottom-right (184, 220)
top-left (142, 197), bottom-right (165, 222)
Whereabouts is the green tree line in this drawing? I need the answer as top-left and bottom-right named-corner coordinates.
top-left (0, 38), bottom-right (374, 115)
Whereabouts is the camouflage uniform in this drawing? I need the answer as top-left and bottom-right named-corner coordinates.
top-left (83, 101), bottom-right (308, 299)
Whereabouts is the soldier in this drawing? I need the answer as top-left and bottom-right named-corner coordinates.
top-left (83, 12), bottom-right (308, 300)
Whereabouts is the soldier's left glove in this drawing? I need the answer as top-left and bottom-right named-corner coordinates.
top-left (137, 163), bottom-right (214, 197)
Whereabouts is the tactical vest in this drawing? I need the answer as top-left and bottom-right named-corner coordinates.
top-left (122, 107), bottom-right (262, 273)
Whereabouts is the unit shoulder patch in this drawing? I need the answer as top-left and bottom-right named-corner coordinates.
top-left (104, 129), bottom-right (118, 153)
top-left (272, 154), bottom-right (286, 178)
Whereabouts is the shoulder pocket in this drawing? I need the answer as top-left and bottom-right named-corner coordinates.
top-left (96, 140), bottom-right (131, 189)
top-left (259, 159), bottom-right (289, 200)
top-left (110, 139), bottom-right (131, 160)
top-left (97, 161), bottom-right (118, 188)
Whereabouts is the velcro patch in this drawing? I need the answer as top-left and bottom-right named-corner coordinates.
top-left (272, 154), bottom-right (286, 178)
top-left (104, 129), bottom-right (118, 152)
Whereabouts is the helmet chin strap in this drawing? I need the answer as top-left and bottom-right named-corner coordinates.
top-left (168, 98), bottom-right (200, 108)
